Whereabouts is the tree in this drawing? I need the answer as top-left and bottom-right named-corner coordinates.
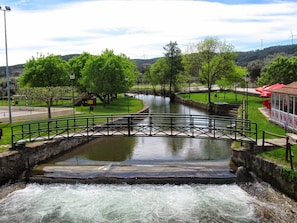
top-left (163, 41), bottom-right (184, 98)
top-left (18, 54), bottom-right (70, 118)
top-left (257, 55), bottom-right (297, 86)
top-left (182, 44), bottom-right (201, 94)
top-left (80, 49), bottom-right (136, 106)
top-left (247, 59), bottom-right (264, 82)
top-left (68, 52), bottom-right (93, 92)
top-left (19, 54), bottom-right (70, 87)
top-left (18, 86), bottom-right (72, 109)
top-left (147, 58), bottom-right (169, 95)
top-left (185, 38), bottom-right (237, 105)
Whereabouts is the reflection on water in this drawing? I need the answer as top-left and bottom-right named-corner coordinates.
top-left (50, 94), bottom-right (232, 165)
top-left (51, 137), bottom-right (231, 165)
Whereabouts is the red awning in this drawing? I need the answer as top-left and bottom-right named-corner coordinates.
top-left (258, 83), bottom-right (285, 97)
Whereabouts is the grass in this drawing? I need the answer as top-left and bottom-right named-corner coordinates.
top-left (0, 94), bottom-right (144, 152)
top-left (180, 90), bottom-right (286, 137)
top-left (77, 95), bottom-right (143, 115)
top-left (259, 145), bottom-right (297, 170)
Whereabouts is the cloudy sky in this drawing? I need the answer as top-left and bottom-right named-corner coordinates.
top-left (0, 0), bottom-right (296, 65)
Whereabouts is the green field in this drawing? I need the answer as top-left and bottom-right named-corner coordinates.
top-left (0, 94), bottom-right (143, 152)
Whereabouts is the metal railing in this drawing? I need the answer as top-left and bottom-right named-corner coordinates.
top-left (262, 131), bottom-right (294, 169)
top-left (11, 113), bottom-right (257, 149)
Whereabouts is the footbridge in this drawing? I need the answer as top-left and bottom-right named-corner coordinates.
top-left (11, 113), bottom-right (257, 149)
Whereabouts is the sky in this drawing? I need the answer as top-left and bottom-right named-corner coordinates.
top-left (0, 0), bottom-right (296, 65)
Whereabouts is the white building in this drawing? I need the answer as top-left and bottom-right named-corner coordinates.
top-left (269, 82), bottom-right (297, 132)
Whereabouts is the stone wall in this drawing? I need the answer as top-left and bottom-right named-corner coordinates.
top-left (0, 137), bottom-right (89, 185)
top-left (175, 95), bottom-right (209, 111)
top-left (0, 106), bottom-right (150, 185)
top-left (175, 94), bottom-right (240, 116)
top-left (232, 148), bottom-right (297, 200)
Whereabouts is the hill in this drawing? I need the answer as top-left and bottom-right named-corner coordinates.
top-left (1, 44), bottom-right (297, 78)
top-left (236, 44), bottom-right (297, 66)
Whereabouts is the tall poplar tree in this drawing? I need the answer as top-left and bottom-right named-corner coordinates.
top-left (163, 41), bottom-right (183, 99)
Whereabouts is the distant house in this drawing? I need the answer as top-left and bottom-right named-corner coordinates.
top-left (269, 82), bottom-right (297, 132)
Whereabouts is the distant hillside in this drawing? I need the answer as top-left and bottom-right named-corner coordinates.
top-left (236, 44), bottom-right (297, 66)
top-left (1, 44), bottom-right (297, 78)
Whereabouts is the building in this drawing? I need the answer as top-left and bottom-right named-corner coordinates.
top-left (269, 82), bottom-right (297, 132)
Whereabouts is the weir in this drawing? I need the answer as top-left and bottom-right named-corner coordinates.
top-left (22, 113), bottom-right (257, 184)
top-left (10, 108), bottom-right (257, 184)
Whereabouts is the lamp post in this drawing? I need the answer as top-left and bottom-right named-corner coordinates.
top-left (69, 73), bottom-right (75, 116)
top-left (125, 76), bottom-right (130, 113)
top-left (1, 6), bottom-right (11, 123)
top-left (243, 74), bottom-right (250, 120)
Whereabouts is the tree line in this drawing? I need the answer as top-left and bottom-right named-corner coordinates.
top-left (1, 37), bottom-right (297, 118)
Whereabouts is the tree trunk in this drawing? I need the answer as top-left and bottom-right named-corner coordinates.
top-left (207, 86), bottom-right (212, 104)
top-left (97, 94), bottom-right (107, 107)
top-left (47, 99), bottom-right (52, 119)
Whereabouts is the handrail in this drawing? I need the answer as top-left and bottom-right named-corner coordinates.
top-left (11, 113), bottom-right (258, 150)
top-left (262, 131), bottom-right (294, 169)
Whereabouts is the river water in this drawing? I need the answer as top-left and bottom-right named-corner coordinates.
top-left (0, 94), bottom-right (296, 222)
top-left (50, 95), bottom-right (231, 165)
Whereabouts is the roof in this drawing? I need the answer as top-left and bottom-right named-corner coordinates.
top-left (269, 82), bottom-right (297, 96)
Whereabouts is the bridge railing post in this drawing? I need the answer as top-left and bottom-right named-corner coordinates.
top-left (11, 126), bottom-right (15, 149)
top-left (27, 124), bottom-right (31, 141)
top-left (208, 118), bottom-right (212, 134)
top-left (234, 120), bottom-right (237, 141)
top-left (106, 117), bottom-right (109, 136)
top-left (86, 117), bottom-right (89, 137)
top-left (127, 116), bottom-right (131, 136)
top-left (170, 116), bottom-right (173, 135)
top-left (190, 116), bottom-right (194, 137)
top-left (149, 116), bottom-right (153, 136)
top-left (262, 131), bottom-right (265, 150)
top-left (66, 119), bottom-right (69, 138)
top-left (47, 121), bottom-right (51, 140)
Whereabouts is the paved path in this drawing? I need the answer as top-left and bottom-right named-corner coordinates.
top-left (0, 106), bottom-right (73, 122)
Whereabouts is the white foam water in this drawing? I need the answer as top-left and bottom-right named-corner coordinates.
top-left (0, 183), bottom-right (259, 223)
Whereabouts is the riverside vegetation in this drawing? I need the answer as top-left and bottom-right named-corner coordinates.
top-left (0, 89), bottom-right (296, 178)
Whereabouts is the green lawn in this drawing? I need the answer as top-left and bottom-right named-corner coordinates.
top-left (179, 90), bottom-right (286, 137)
top-left (259, 145), bottom-right (297, 169)
top-left (0, 94), bottom-right (144, 152)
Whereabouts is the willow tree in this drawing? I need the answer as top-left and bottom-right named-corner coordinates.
top-left (185, 38), bottom-right (237, 105)
top-left (18, 54), bottom-right (70, 118)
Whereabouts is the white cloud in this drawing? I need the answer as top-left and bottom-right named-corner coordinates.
top-left (0, 0), bottom-right (296, 65)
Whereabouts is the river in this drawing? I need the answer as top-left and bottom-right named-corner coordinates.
top-left (0, 94), bottom-right (296, 222)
